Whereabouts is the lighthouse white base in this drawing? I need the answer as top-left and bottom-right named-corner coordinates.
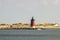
top-left (32, 26), bottom-right (35, 28)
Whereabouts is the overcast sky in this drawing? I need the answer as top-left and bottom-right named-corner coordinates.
top-left (0, 0), bottom-right (60, 24)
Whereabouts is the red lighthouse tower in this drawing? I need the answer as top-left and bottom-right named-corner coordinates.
top-left (31, 17), bottom-right (35, 28)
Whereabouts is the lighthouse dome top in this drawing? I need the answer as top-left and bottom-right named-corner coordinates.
top-left (31, 17), bottom-right (35, 21)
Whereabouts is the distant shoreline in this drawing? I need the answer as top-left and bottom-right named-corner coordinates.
top-left (0, 28), bottom-right (46, 30)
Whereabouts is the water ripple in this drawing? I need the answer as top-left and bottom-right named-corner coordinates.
top-left (0, 34), bottom-right (60, 37)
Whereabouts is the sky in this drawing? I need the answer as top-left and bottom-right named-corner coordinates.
top-left (0, 0), bottom-right (60, 24)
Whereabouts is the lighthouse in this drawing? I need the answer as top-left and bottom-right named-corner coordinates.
top-left (30, 17), bottom-right (35, 28)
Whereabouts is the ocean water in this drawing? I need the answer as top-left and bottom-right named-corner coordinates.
top-left (0, 28), bottom-right (60, 40)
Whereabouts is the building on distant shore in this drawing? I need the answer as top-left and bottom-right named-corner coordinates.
top-left (0, 24), bottom-right (10, 29)
top-left (30, 17), bottom-right (35, 28)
